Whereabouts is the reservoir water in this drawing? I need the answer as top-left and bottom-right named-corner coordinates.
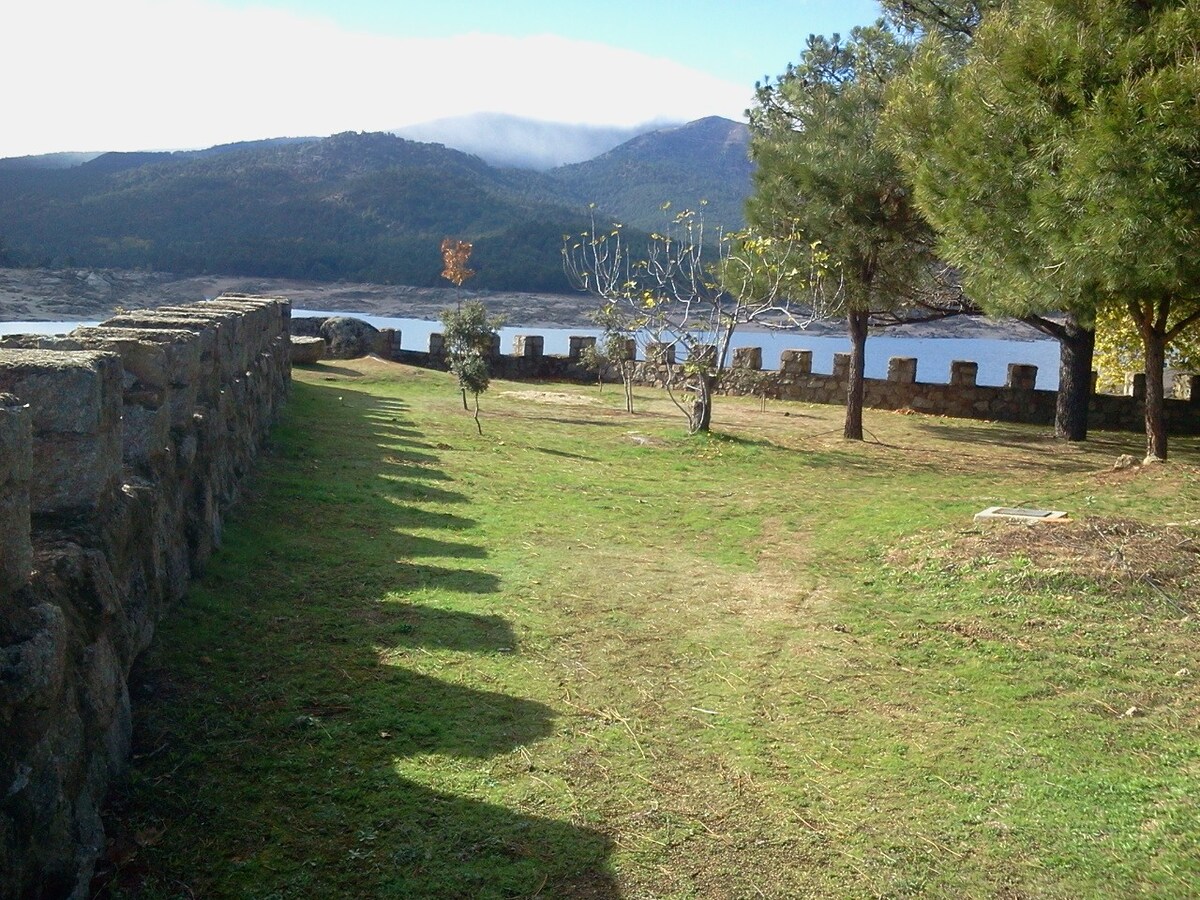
top-left (291, 310), bottom-right (1064, 391)
top-left (1, 313), bottom-right (1064, 391)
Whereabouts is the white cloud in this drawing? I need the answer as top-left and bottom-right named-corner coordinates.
top-left (3, 0), bottom-right (752, 157)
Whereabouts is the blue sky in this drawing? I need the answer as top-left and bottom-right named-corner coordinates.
top-left (6, 0), bottom-right (883, 158)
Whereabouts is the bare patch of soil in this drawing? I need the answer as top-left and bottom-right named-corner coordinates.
top-left (500, 390), bottom-right (598, 406)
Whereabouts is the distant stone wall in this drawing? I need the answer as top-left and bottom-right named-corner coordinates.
top-left (0, 296), bottom-right (290, 898)
top-left (320, 322), bottom-right (1198, 435)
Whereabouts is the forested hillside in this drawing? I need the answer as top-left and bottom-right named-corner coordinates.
top-left (550, 117), bottom-right (752, 232)
top-left (0, 119), bottom-right (751, 292)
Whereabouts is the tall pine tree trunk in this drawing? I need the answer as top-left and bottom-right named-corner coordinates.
top-left (843, 310), bottom-right (869, 441)
top-left (1142, 328), bottom-right (1168, 461)
top-left (1055, 315), bottom-right (1095, 442)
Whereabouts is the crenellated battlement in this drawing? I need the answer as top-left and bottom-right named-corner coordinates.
top-left (296, 316), bottom-right (1198, 435)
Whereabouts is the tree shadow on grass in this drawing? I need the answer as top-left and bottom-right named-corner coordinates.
top-left (97, 381), bottom-right (619, 898)
top-left (911, 420), bottom-right (1149, 471)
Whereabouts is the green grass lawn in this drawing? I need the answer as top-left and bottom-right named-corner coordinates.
top-left (101, 359), bottom-right (1200, 898)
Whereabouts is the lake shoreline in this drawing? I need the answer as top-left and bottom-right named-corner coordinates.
top-left (0, 266), bottom-right (1047, 341)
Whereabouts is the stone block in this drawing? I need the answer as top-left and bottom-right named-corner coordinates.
top-left (779, 349), bottom-right (813, 375)
top-left (513, 335), bottom-right (544, 358)
top-left (376, 328), bottom-right (398, 358)
top-left (428, 332), bottom-right (446, 355)
top-left (949, 361), bottom-right (978, 387)
top-left (0, 351), bottom-right (123, 518)
top-left (887, 357), bottom-right (918, 383)
top-left (733, 347), bottom-right (762, 370)
top-left (74, 328), bottom-right (202, 431)
top-left (646, 342), bottom-right (676, 365)
top-left (290, 336), bottom-right (326, 364)
top-left (0, 335), bottom-right (83, 351)
top-left (1123, 372), bottom-right (1146, 399)
top-left (0, 393), bottom-right (32, 486)
top-left (568, 336), bottom-right (596, 359)
top-left (832, 353), bottom-right (851, 380)
top-left (72, 327), bottom-right (201, 387)
top-left (1006, 363), bottom-right (1039, 391)
top-left (0, 350), bottom-right (123, 434)
top-left (121, 403), bottom-right (172, 472)
top-left (33, 430), bottom-right (123, 518)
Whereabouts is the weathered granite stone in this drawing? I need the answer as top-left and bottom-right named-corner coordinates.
top-left (887, 357), bottom-right (918, 383)
top-left (568, 336), bottom-right (597, 359)
top-left (1, 296), bottom-right (291, 898)
top-left (949, 360), bottom-right (978, 387)
top-left (514, 335), bottom-right (544, 358)
top-left (0, 394), bottom-right (32, 597)
top-left (1007, 364), bottom-right (1039, 391)
top-left (733, 346), bottom-right (762, 370)
top-left (320, 316), bottom-right (383, 358)
top-left (779, 349), bottom-right (813, 375)
top-left (290, 336), bottom-right (326, 365)
top-left (0, 351), bottom-right (123, 518)
top-left (645, 342), bottom-right (676, 365)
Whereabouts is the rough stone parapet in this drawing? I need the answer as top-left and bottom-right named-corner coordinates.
top-left (277, 315), bottom-right (1199, 436)
top-left (0, 296), bottom-right (291, 897)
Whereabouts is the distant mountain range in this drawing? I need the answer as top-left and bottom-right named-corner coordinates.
top-left (392, 113), bottom-right (668, 170)
top-left (0, 117), bottom-right (752, 293)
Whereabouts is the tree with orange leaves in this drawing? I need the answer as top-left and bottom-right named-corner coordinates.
top-left (440, 238), bottom-right (475, 290)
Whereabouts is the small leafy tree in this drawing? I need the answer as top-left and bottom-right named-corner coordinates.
top-left (440, 237), bottom-right (477, 408)
top-left (564, 205), bottom-right (826, 434)
top-left (440, 237), bottom-right (475, 291)
top-left (441, 301), bottom-right (503, 436)
top-left (1094, 305), bottom-right (1200, 396)
top-left (578, 303), bottom-right (638, 411)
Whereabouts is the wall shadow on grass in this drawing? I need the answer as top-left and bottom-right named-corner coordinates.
top-left (379, 603), bottom-right (517, 653)
top-left (98, 381), bottom-right (619, 898)
top-left (388, 560), bottom-right (501, 595)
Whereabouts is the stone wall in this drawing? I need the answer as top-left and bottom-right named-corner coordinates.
top-left (0, 296), bottom-right (290, 898)
top-left (305, 320), bottom-right (1197, 435)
